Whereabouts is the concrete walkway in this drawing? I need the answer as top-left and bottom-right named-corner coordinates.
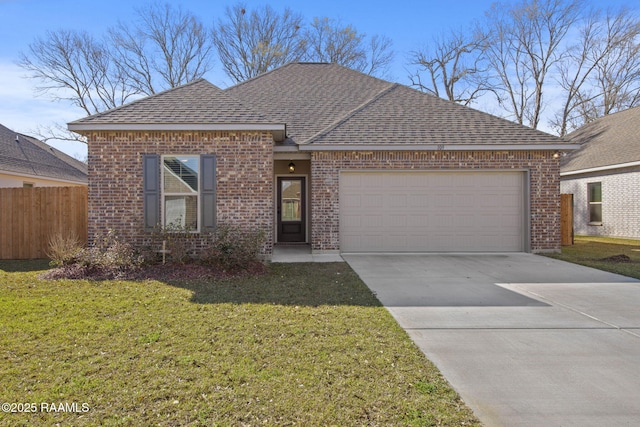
top-left (271, 245), bottom-right (343, 263)
top-left (343, 253), bottom-right (640, 427)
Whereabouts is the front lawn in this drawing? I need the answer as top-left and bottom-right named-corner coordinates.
top-left (545, 236), bottom-right (640, 279)
top-left (0, 261), bottom-right (480, 426)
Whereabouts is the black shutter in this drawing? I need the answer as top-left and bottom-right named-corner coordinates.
top-left (143, 154), bottom-right (160, 231)
top-left (201, 154), bottom-right (217, 232)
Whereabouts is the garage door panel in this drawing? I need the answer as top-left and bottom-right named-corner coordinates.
top-left (361, 214), bottom-right (383, 227)
top-left (386, 214), bottom-right (407, 227)
top-left (388, 194), bottom-right (407, 208)
top-left (500, 213), bottom-right (522, 228)
top-left (411, 193), bottom-right (439, 207)
top-left (340, 171), bottom-right (525, 252)
top-left (363, 194), bottom-right (384, 208)
top-left (407, 214), bottom-right (432, 227)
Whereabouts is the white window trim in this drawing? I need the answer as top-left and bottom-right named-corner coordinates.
top-left (587, 182), bottom-right (602, 226)
top-left (161, 155), bottom-right (201, 232)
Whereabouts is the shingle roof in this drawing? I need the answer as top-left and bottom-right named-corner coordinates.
top-left (68, 79), bottom-right (279, 127)
top-left (226, 63), bottom-right (394, 143)
top-left (0, 124), bottom-right (87, 184)
top-left (226, 62), bottom-right (563, 146)
top-left (561, 107), bottom-right (640, 173)
top-left (67, 62), bottom-right (566, 148)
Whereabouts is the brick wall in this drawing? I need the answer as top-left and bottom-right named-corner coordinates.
top-left (311, 150), bottom-right (561, 253)
top-left (560, 166), bottom-right (640, 239)
top-left (86, 130), bottom-right (274, 254)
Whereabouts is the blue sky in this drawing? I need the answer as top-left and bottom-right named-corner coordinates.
top-left (0, 0), bottom-right (635, 159)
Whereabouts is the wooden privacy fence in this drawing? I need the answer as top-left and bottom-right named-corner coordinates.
top-left (0, 186), bottom-right (88, 259)
top-left (560, 193), bottom-right (574, 246)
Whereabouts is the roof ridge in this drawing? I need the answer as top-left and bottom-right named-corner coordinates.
top-left (304, 83), bottom-right (398, 144)
top-left (226, 62), bottom-right (298, 91)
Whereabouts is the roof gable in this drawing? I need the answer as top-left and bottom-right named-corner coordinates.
top-left (0, 124), bottom-right (87, 183)
top-left (562, 107), bottom-right (640, 173)
top-left (68, 79), bottom-right (282, 131)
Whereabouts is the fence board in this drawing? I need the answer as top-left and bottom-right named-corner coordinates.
top-left (0, 187), bottom-right (88, 259)
top-left (560, 193), bottom-right (574, 246)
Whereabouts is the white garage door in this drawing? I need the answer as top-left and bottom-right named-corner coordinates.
top-left (340, 171), bottom-right (526, 252)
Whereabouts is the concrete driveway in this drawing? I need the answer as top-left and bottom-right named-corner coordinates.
top-left (343, 253), bottom-right (640, 427)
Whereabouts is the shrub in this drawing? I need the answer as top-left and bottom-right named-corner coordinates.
top-left (143, 223), bottom-right (198, 264)
top-left (46, 231), bottom-right (83, 267)
top-left (201, 224), bottom-right (266, 270)
top-left (77, 230), bottom-right (143, 278)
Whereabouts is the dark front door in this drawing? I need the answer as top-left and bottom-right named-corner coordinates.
top-left (277, 177), bottom-right (306, 243)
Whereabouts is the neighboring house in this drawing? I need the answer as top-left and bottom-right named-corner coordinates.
top-left (0, 123), bottom-right (87, 187)
top-left (68, 62), bottom-right (575, 256)
top-left (560, 107), bottom-right (640, 239)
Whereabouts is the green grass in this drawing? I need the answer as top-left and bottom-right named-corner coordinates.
top-left (545, 235), bottom-right (640, 279)
top-left (0, 261), bottom-right (480, 427)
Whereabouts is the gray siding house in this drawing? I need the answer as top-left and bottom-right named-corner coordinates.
top-left (561, 107), bottom-right (640, 239)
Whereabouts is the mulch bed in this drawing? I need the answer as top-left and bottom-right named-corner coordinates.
top-left (39, 261), bottom-right (267, 281)
top-left (598, 254), bottom-right (633, 263)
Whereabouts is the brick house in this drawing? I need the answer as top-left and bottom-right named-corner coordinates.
top-left (68, 63), bottom-right (575, 256)
top-left (560, 107), bottom-right (640, 239)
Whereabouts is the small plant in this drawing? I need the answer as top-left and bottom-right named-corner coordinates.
top-left (201, 223), bottom-right (266, 270)
top-left (46, 231), bottom-right (83, 267)
top-left (143, 223), bottom-right (198, 264)
top-left (77, 230), bottom-right (143, 278)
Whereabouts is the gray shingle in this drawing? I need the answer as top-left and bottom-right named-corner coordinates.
top-left (0, 124), bottom-right (87, 183)
top-left (561, 107), bottom-right (640, 172)
top-left (226, 63), bottom-right (394, 143)
top-left (69, 62), bottom-right (563, 147)
top-left (69, 79), bottom-right (278, 126)
top-left (226, 62), bottom-right (562, 145)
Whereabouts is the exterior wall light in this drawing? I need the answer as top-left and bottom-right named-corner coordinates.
top-left (288, 162), bottom-right (295, 173)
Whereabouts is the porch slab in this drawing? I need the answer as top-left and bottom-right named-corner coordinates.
top-left (271, 246), bottom-right (344, 263)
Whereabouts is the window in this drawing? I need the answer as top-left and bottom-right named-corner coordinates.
top-left (163, 155), bottom-right (199, 230)
top-left (23, 182), bottom-right (34, 188)
top-left (143, 154), bottom-right (216, 232)
top-left (588, 182), bottom-right (602, 224)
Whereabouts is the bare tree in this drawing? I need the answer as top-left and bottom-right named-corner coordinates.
top-left (109, 2), bottom-right (214, 96)
top-left (408, 28), bottom-right (490, 105)
top-left (364, 34), bottom-right (395, 77)
top-left (213, 4), bottom-right (306, 83)
top-left (551, 10), bottom-right (605, 135)
top-left (305, 17), bottom-right (364, 64)
top-left (18, 2), bottom-right (214, 145)
top-left (19, 2), bottom-right (213, 117)
top-left (588, 11), bottom-right (640, 118)
top-left (482, 0), bottom-right (583, 128)
top-left (304, 17), bottom-right (394, 76)
top-left (552, 7), bottom-right (640, 135)
top-left (18, 29), bottom-right (132, 116)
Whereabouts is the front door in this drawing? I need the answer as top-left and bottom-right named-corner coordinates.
top-left (277, 177), bottom-right (306, 243)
